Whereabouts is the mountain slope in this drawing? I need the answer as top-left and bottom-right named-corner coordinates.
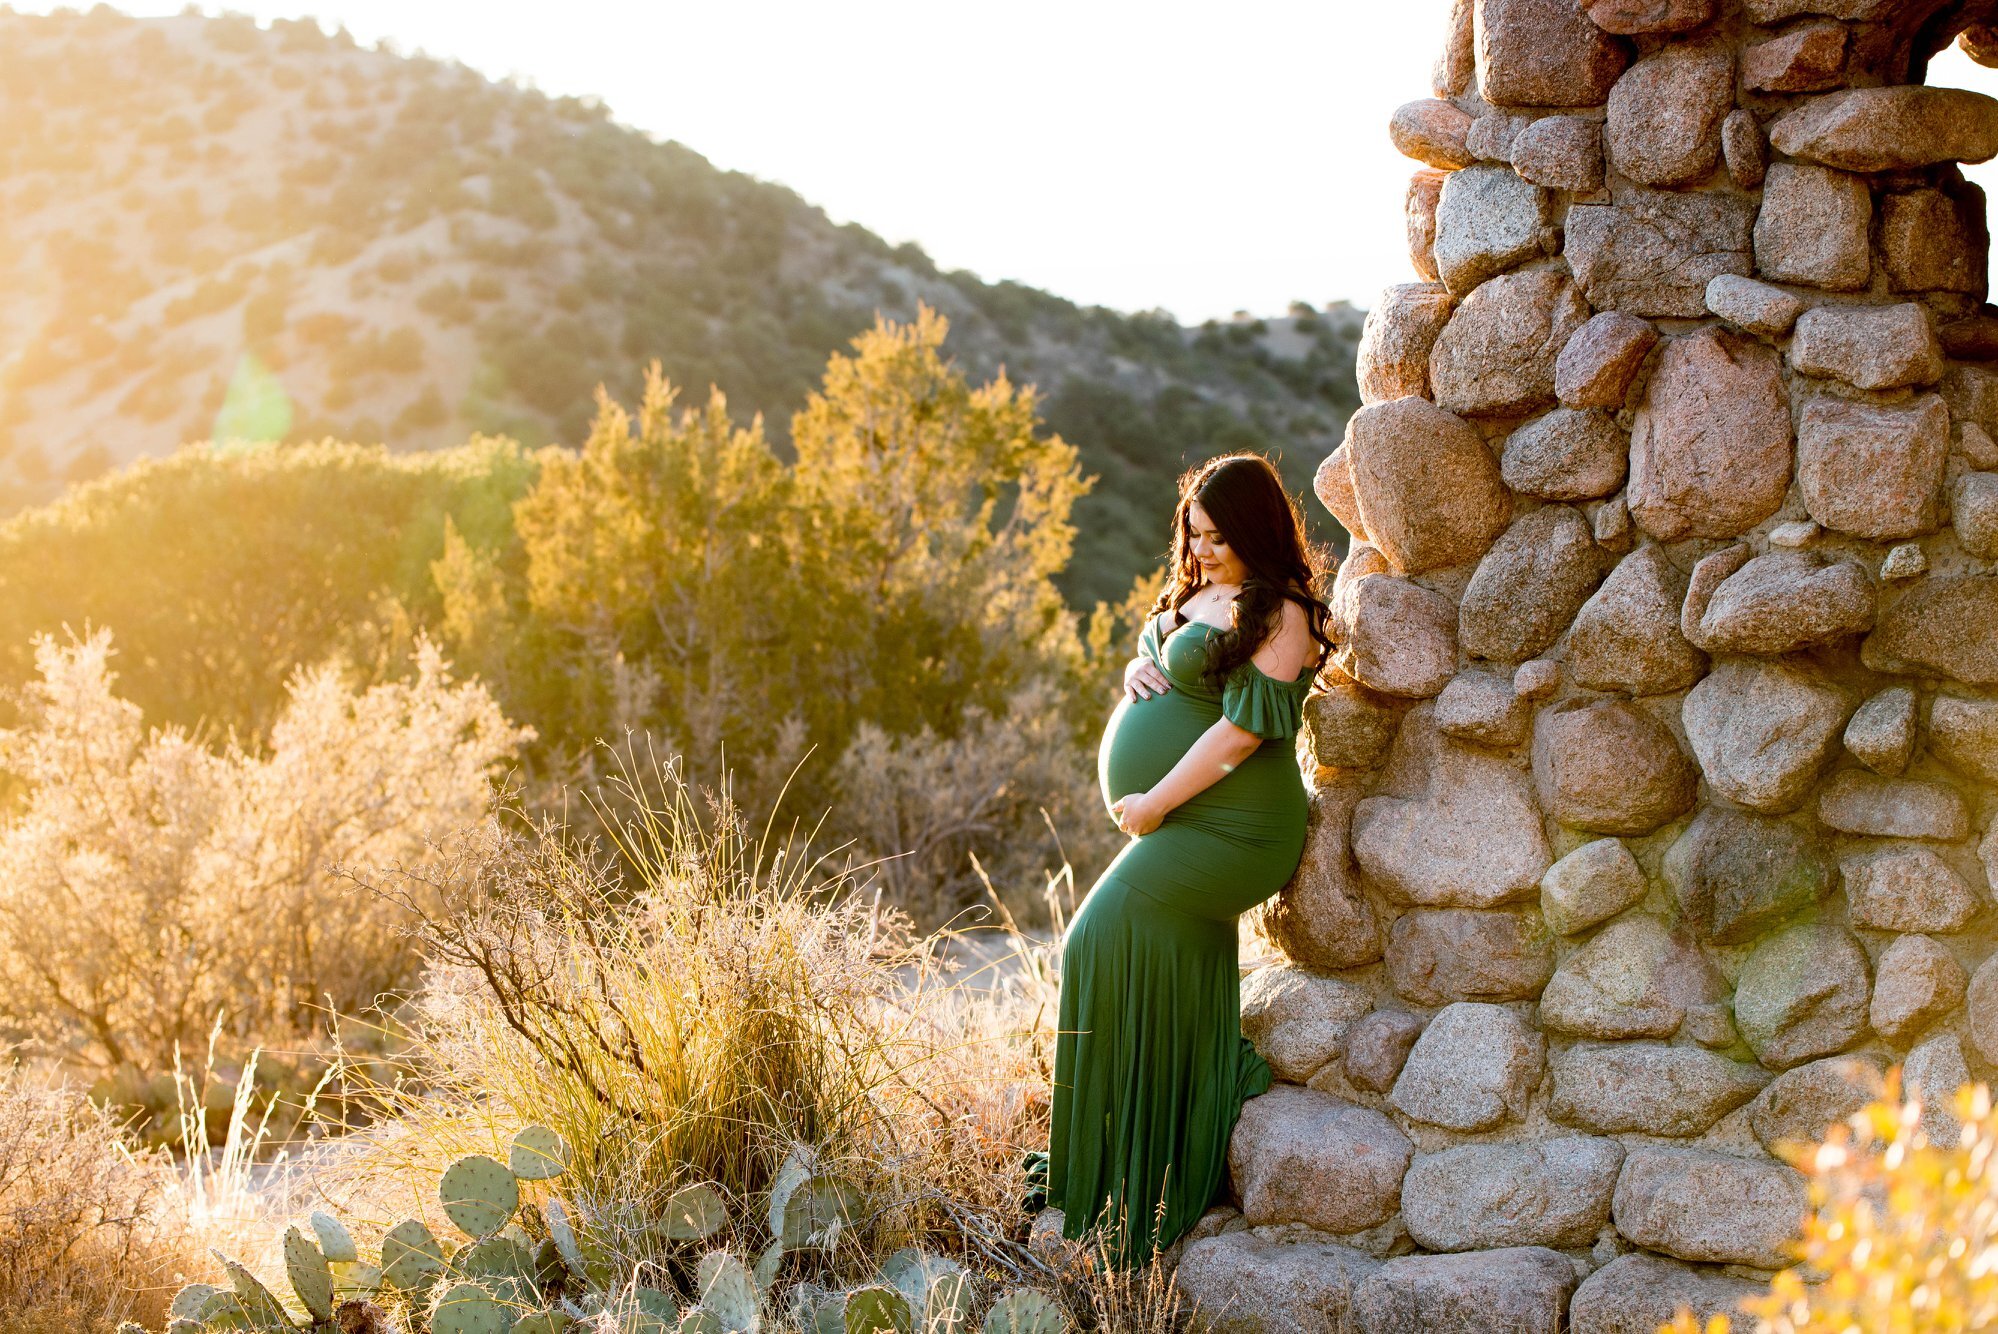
top-left (0, 8), bottom-right (1357, 605)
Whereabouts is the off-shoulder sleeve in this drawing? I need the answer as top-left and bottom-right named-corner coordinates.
top-left (1136, 613), bottom-right (1162, 665)
top-left (1221, 663), bottom-right (1307, 741)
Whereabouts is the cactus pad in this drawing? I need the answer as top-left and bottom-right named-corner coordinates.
top-left (545, 1198), bottom-right (587, 1278)
top-left (452, 1233), bottom-right (537, 1282)
top-left (169, 1284), bottom-right (224, 1320)
top-left (215, 1250), bottom-right (293, 1327)
top-left (924, 1268), bottom-right (978, 1334)
top-left (752, 1239), bottom-right (784, 1291)
top-left (676, 1310), bottom-right (724, 1334)
top-left (309, 1209), bottom-right (359, 1264)
top-left (509, 1124), bottom-right (571, 1181)
top-left (661, 1182), bottom-right (730, 1241)
top-left (513, 1313), bottom-right (573, 1334)
top-left (430, 1280), bottom-right (515, 1334)
top-left (283, 1224), bottom-right (335, 1321)
top-left (842, 1284), bottom-right (912, 1334)
top-left (980, 1290), bottom-right (1066, 1334)
top-left (441, 1153), bottom-right (521, 1238)
top-left (764, 1146), bottom-right (814, 1240)
top-left (779, 1175), bottom-right (863, 1250)
top-left (381, 1218), bottom-right (446, 1291)
top-left (695, 1250), bottom-right (761, 1332)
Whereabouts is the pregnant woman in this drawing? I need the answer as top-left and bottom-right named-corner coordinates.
top-left (1028, 451), bottom-right (1334, 1268)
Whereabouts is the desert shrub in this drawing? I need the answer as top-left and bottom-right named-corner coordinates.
top-left (0, 435), bottom-right (539, 736)
top-left (0, 628), bottom-right (530, 1078)
top-left (832, 678), bottom-right (1120, 925)
top-left (323, 748), bottom-right (1063, 1273)
top-left (0, 1063), bottom-right (189, 1332)
top-left (1663, 1074), bottom-right (1998, 1334)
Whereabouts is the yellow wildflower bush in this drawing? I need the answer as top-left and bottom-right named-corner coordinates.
top-left (1659, 1069), bottom-right (1998, 1334)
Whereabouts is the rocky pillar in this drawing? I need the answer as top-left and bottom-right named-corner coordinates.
top-left (1178, 3), bottom-right (1998, 1330)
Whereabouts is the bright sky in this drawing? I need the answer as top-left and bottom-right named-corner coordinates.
top-left (24, 3), bottom-right (1998, 322)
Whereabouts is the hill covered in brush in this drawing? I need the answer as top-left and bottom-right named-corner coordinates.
top-left (0, 7), bottom-right (1358, 605)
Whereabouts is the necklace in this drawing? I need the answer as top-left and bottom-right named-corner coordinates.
top-left (1186, 582), bottom-right (1238, 622)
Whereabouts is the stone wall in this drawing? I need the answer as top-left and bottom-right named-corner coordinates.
top-left (1177, 1), bottom-right (1998, 1329)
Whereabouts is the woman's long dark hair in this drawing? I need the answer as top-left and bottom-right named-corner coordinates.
top-left (1148, 452), bottom-right (1337, 690)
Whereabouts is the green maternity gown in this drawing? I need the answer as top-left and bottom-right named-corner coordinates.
top-left (1037, 605), bottom-right (1315, 1268)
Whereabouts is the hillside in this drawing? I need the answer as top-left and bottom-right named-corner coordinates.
top-left (0, 8), bottom-right (1359, 606)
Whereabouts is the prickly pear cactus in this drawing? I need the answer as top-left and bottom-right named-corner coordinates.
top-left (215, 1250), bottom-right (294, 1328)
top-left (452, 1233), bottom-right (537, 1283)
top-left (695, 1251), bottom-right (760, 1333)
top-left (310, 1209), bottom-right (359, 1264)
top-left (764, 1148), bottom-right (814, 1240)
top-left (381, 1217), bottom-right (446, 1292)
top-left (675, 1310), bottom-right (724, 1334)
top-left (778, 1176), bottom-right (862, 1251)
top-left (751, 1240), bottom-right (783, 1293)
top-left (512, 1313), bottom-right (573, 1334)
top-left (980, 1290), bottom-right (1066, 1334)
top-left (660, 1183), bottom-right (729, 1242)
top-left (545, 1198), bottom-right (588, 1279)
top-left (429, 1279), bottom-right (515, 1334)
top-left (509, 1125), bottom-right (571, 1181)
top-left (841, 1284), bottom-right (911, 1334)
top-left (281, 1224), bottom-right (335, 1322)
top-left (441, 1154), bottom-right (521, 1238)
top-left (170, 1284), bottom-right (224, 1321)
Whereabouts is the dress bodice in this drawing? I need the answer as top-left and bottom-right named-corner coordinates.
top-left (1135, 609), bottom-right (1315, 742)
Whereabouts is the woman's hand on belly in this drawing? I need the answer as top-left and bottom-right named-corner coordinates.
top-left (1123, 656), bottom-right (1172, 701)
top-left (1110, 789), bottom-right (1166, 836)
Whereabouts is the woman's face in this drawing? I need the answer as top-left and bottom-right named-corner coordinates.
top-left (1187, 501), bottom-right (1247, 586)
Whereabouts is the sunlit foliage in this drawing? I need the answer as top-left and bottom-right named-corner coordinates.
top-left (1660, 1073), bottom-right (1998, 1334)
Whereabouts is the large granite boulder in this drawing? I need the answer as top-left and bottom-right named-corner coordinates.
top-left (1567, 545), bottom-right (1707, 695)
top-left (1178, 1231), bottom-right (1379, 1334)
top-left (1796, 394), bottom-right (1950, 540)
top-left (1540, 914), bottom-right (1725, 1041)
top-left (1769, 86), bottom-right (1998, 172)
top-left (1870, 934), bottom-right (1967, 1045)
top-left (1240, 965), bottom-right (1377, 1083)
top-left (1352, 1247), bottom-right (1578, 1334)
top-left (1748, 1054), bottom-right (1886, 1154)
top-left (1354, 707), bottom-right (1552, 908)
top-left (1733, 921), bottom-right (1873, 1070)
top-left (1387, 909), bottom-right (1555, 1007)
top-left (1627, 328), bottom-right (1792, 540)
top-left (1475, 0), bottom-right (1631, 107)
top-left (1356, 283), bottom-right (1456, 404)
top-left (1568, 1254), bottom-right (1768, 1334)
top-left (1460, 506), bottom-right (1606, 662)
top-left (1604, 43), bottom-right (1733, 187)
top-left (1266, 780), bottom-right (1384, 971)
top-left (1683, 549), bottom-right (1876, 655)
top-left (1611, 1146), bottom-right (1808, 1269)
top-left (1401, 1138), bottom-right (1623, 1251)
top-left (1229, 1084), bottom-right (1413, 1233)
top-left (1682, 659), bottom-right (1849, 814)
top-left (1550, 1042), bottom-right (1769, 1136)
top-left (1429, 267), bottom-right (1591, 417)
top-left (1661, 806), bottom-right (1837, 946)
top-left (1532, 698), bottom-right (1697, 835)
top-left (1567, 189), bottom-right (1756, 317)
top-left (1342, 397), bottom-right (1512, 574)
top-left (1389, 1002), bottom-right (1545, 1131)
top-left (1864, 576), bottom-right (1998, 685)
top-left (1433, 165), bottom-right (1552, 296)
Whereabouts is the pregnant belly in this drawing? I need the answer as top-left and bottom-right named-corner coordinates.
top-left (1098, 692), bottom-right (1308, 834)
